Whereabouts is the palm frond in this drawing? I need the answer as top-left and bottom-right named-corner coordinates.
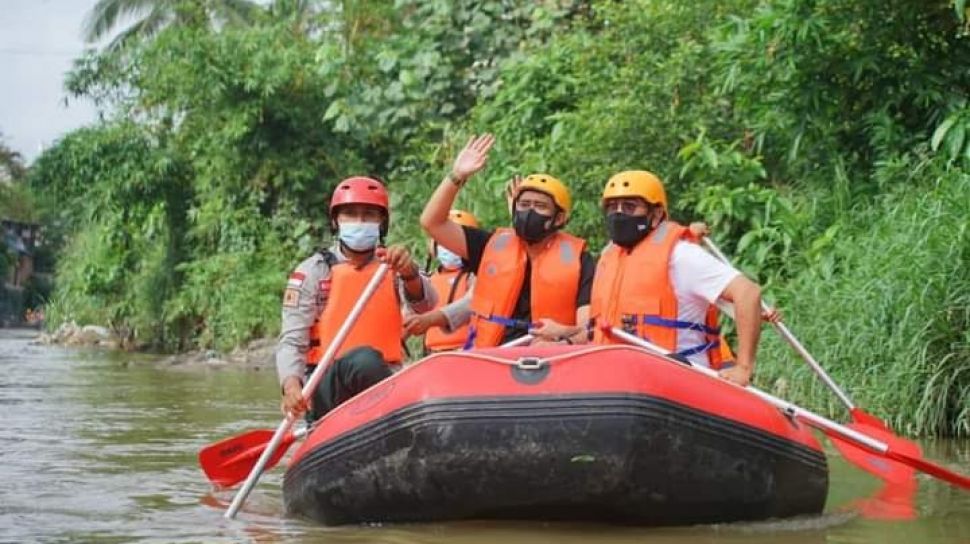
top-left (82, 0), bottom-right (160, 43)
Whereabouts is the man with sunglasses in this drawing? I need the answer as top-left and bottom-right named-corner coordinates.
top-left (589, 170), bottom-right (767, 386)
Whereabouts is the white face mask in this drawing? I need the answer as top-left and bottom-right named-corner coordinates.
top-left (338, 222), bottom-right (380, 251)
top-left (437, 245), bottom-right (463, 269)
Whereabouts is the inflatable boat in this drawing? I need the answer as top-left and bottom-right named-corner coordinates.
top-left (283, 344), bottom-right (828, 525)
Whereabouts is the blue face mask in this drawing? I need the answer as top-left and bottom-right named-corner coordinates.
top-left (338, 222), bottom-right (380, 251)
top-left (437, 246), bottom-right (463, 269)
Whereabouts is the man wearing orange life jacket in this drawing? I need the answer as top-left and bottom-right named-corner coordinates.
top-left (276, 177), bottom-right (438, 422)
top-left (590, 171), bottom-right (766, 386)
top-left (420, 134), bottom-right (595, 346)
top-left (403, 210), bottom-right (479, 353)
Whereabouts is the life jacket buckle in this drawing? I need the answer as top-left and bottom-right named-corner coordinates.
top-left (515, 357), bottom-right (547, 370)
top-left (621, 313), bottom-right (638, 334)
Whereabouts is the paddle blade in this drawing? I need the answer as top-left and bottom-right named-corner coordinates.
top-left (829, 423), bottom-right (920, 485)
top-left (849, 479), bottom-right (918, 521)
top-left (849, 407), bottom-right (890, 431)
top-left (199, 429), bottom-right (296, 488)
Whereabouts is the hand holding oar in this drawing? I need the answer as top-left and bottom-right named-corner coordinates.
top-left (211, 263), bottom-right (390, 519)
top-left (701, 238), bottom-right (887, 428)
top-left (700, 238), bottom-right (923, 482)
top-left (607, 326), bottom-right (970, 491)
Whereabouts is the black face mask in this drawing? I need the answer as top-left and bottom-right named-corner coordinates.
top-left (606, 212), bottom-right (653, 249)
top-left (513, 209), bottom-right (556, 242)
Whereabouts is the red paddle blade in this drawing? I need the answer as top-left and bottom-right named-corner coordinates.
top-left (849, 479), bottom-right (919, 521)
top-left (198, 429), bottom-right (296, 488)
top-left (829, 422), bottom-right (920, 485)
top-left (850, 407), bottom-right (890, 431)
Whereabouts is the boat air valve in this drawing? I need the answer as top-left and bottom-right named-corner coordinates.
top-left (511, 357), bottom-right (551, 385)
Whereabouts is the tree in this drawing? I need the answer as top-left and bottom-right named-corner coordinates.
top-left (82, 0), bottom-right (260, 49)
top-left (0, 131), bottom-right (26, 184)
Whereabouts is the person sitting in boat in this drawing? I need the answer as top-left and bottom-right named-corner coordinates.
top-left (590, 170), bottom-right (769, 386)
top-left (403, 209), bottom-right (479, 354)
top-left (420, 134), bottom-right (595, 347)
top-left (276, 176), bottom-right (438, 422)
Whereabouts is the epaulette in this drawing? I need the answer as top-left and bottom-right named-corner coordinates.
top-left (316, 248), bottom-right (338, 267)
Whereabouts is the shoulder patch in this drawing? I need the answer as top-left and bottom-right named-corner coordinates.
top-left (288, 271), bottom-right (306, 288)
top-left (283, 287), bottom-right (301, 307)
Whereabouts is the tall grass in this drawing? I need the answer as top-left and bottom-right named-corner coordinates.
top-left (755, 162), bottom-right (970, 437)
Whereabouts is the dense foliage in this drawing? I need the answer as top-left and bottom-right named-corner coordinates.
top-left (21, 0), bottom-right (970, 434)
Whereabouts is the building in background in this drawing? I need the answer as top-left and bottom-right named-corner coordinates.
top-left (1, 218), bottom-right (42, 326)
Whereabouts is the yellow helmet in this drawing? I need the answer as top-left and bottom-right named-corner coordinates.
top-left (517, 174), bottom-right (572, 218)
top-left (448, 209), bottom-right (479, 228)
top-left (602, 170), bottom-right (667, 213)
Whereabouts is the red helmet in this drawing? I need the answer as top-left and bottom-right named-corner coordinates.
top-left (329, 176), bottom-right (389, 213)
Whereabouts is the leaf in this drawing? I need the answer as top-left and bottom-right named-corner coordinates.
top-left (931, 116), bottom-right (956, 151)
top-left (945, 122), bottom-right (965, 161)
top-left (702, 145), bottom-right (719, 169)
top-left (334, 114), bottom-right (350, 133)
top-left (322, 100), bottom-right (341, 121)
top-left (377, 50), bottom-right (398, 73)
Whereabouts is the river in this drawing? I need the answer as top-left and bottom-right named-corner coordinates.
top-left (0, 328), bottom-right (967, 543)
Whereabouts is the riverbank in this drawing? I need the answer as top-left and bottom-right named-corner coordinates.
top-left (30, 321), bottom-right (276, 371)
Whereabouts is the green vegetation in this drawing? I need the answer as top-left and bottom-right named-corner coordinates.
top-left (20, 0), bottom-right (970, 435)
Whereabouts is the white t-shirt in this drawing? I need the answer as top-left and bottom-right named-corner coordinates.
top-left (668, 241), bottom-right (740, 367)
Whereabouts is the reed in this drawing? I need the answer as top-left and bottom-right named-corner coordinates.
top-left (755, 164), bottom-right (970, 436)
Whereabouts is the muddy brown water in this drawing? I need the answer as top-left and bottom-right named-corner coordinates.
top-left (1, 328), bottom-right (967, 543)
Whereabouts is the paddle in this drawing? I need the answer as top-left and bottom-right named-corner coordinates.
top-left (201, 331), bottom-right (534, 491)
top-left (700, 238), bottom-right (923, 482)
top-left (702, 238), bottom-right (889, 429)
top-left (199, 427), bottom-right (308, 488)
top-left (607, 326), bottom-right (970, 490)
top-left (220, 263), bottom-right (390, 519)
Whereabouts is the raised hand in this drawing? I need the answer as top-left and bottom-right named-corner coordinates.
top-left (452, 134), bottom-right (495, 182)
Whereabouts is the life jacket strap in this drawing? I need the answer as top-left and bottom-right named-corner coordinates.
top-left (462, 314), bottom-right (537, 350)
top-left (675, 338), bottom-right (721, 358)
top-left (642, 315), bottom-right (720, 335)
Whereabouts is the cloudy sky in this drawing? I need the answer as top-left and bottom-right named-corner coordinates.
top-left (0, 0), bottom-right (101, 163)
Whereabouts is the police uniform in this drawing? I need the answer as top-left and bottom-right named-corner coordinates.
top-left (275, 242), bottom-right (437, 421)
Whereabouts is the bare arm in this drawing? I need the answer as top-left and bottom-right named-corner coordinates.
top-left (420, 176), bottom-right (468, 258)
top-left (718, 276), bottom-right (762, 384)
top-left (420, 134), bottom-right (495, 259)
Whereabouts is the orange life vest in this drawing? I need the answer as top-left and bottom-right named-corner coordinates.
top-left (468, 228), bottom-right (586, 348)
top-left (423, 268), bottom-right (473, 352)
top-left (307, 259), bottom-right (403, 364)
top-left (590, 221), bottom-right (727, 369)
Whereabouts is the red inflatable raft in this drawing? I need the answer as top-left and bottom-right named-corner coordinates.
top-left (283, 344), bottom-right (828, 525)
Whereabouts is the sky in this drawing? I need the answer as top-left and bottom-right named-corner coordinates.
top-left (0, 0), bottom-right (101, 163)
